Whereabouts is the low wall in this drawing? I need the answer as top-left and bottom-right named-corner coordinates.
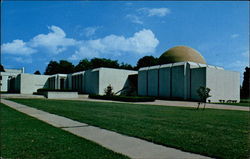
top-left (45, 91), bottom-right (78, 99)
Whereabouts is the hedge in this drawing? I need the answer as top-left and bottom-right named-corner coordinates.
top-left (37, 88), bottom-right (76, 92)
top-left (88, 94), bottom-right (155, 102)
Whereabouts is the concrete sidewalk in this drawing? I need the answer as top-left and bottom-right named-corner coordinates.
top-left (1, 93), bottom-right (248, 111)
top-left (1, 99), bottom-right (212, 159)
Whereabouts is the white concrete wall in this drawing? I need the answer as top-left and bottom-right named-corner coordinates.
top-left (46, 91), bottom-right (78, 99)
top-left (20, 74), bottom-right (50, 94)
top-left (138, 67), bottom-right (149, 96)
top-left (190, 67), bottom-right (206, 101)
top-left (147, 66), bottom-right (160, 96)
top-left (171, 65), bottom-right (185, 98)
top-left (206, 68), bottom-right (240, 102)
top-left (0, 74), bottom-right (9, 92)
top-left (0, 72), bottom-right (20, 92)
top-left (159, 64), bottom-right (172, 97)
top-left (98, 68), bottom-right (137, 95)
top-left (84, 70), bottom-right (98, 94)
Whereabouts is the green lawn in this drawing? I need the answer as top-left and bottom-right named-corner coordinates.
top-left (0, 103), bottom-right (129, 159)
top-left (10, 99), bottom-right (250, 159)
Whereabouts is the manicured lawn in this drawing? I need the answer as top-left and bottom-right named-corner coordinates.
top-left (11, 99), bottom-right (250, 159)
top-left (0, 103), bottom-right (129, 159)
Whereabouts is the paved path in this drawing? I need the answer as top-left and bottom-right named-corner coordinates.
top-left (1, 93), bottom-right (248, 111)
top-left (136, 100), bottom-right (249, 111)
top-left (1, 99), bottom-right (211, 159)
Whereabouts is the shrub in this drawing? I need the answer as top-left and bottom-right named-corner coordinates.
top-left (37, 88), bottom-right (76, 92)
top-left (89, 94), bottom-right (155, 102)
top-left (104, 84), bottom-right (114, 96)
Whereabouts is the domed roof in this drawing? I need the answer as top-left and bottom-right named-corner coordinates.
top-left (159, 46), bottom-right (206, 64)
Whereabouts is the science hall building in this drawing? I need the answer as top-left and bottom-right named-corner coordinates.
top-left (0, 46), bottom-right (240, 102)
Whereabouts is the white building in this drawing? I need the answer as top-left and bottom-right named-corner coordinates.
top-left (0, 68), bottom-right (24, 92)
top-left (1, 46), bottom-right (240, 102)
top-left (138, 46), bottom-right (240, 102)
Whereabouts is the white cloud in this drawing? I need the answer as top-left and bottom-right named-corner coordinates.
top-left (1, 39), bottom-right (37, 55)
top-left (126, 14), bottom-right (143, 24)
top-left (83, 26), bottom-right (100, 37)
top-left (2, 26), bottom-right (160, 63)
top-left (230, 34), bottom-right (239, 38)
top-left (69, 29), bottom-right (159, 60)
top-left (139, 8), bottom-right (171, 17)
top-left (30, 25), bottom-right (76, 54)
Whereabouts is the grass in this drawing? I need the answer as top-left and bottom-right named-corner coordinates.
top-left (10, 99), bottom-right (250, 159)
top-left (0, 103), bottom-right (129, 159)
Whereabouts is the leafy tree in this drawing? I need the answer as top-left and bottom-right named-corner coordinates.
top-left (120, 62), bottom-right (135, 70)
top-left (75, 59), bottom-right (92, 72)
top-left (136, 56), bottom-right (159, 69)
top-left (34, 70), bottom-right (41, 75)
top-left (58, 60), bottom-right (75, 74)
top-left (104, 84), bottom-right (114, 96)
top-left (44, 61), bottom-right (60, 75)
top-left (90, 58), bottom-right (119, 69)
top-left (44, 60), bottom-right (75, 75)
top-left (197, 86), bottom-right (211, 110)
top-left (0, 65), bottom-right (5, 72)
top-left (241, 67), bottom-right (250, 98)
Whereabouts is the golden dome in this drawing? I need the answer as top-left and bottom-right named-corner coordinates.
top-left (159, 46), bottom-right (206, 64)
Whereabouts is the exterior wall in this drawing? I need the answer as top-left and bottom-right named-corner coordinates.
top-left (84, 69), bottom-right (99, 94)
top-left (0, 74), bottom-right (9, 92)
top-left (98, 68), bottom-right (137, 95)
top-left (138, 62), bottom-right (239, 102)
top-left (147, 66), bottom-right (160, 96)
top-left (20, 74), bottom-right (50, 94)
top-left (206, 68), bottom-right (240, 102)
top-left (46, 91), bottom-right (78, 99)
top-left (190, 67), bottom-right (206, 101)
top-left (159, 64), bottom-right (172, 97)
top-left (171, 65), bottom-right (185, 98)
top-left (138, 67), bottom-right (149, 96)
top-left (71, 72), bottom-right (84, 93)
top-left (0, 72), bottom-right (21, 92)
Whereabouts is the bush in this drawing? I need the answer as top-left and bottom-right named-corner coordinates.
top-left (37, 88), bottom-right (76, 92)
top-left (104, 84), bottom-right (114, 96)
top-left (89, 94), bottom-right (155, 102)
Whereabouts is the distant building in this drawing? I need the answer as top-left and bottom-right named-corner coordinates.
top-left (0, 67), bottom-right (24, 92)
top-left (1, 46), bottom-right (240, 102)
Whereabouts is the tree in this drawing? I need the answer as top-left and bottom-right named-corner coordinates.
top-left (75, 59), bottom-right (92, 72)
top-left (34, 70), bottom-right (41, 75)
top-left (136, 56), bottom-right (159, 69)
top-left (58, 60), bottom-right (75, 74)
top-left (90, 58), bottom-right (119, 69)
top-left (44, 60), bottom-right (75, 75)
top-left (44, 61), bottom-right (60, 75)
top-left (241, 67), bottom-right (250, 98)
top-left (120, 62), bottom-right (135, 70)
top-left (197, 86), bottom-right (211, 110)
top-left (0, 65), bottom-right (5, 72)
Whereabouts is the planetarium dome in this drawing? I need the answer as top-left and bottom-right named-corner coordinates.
top-left (159, 46), bottom-right (206, 64)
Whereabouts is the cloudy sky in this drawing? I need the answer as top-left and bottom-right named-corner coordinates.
top-left (1, 1), bottom-right (249, 80)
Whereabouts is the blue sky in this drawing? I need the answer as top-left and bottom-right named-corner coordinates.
top-left (1, 1), bottom-right (249, 80)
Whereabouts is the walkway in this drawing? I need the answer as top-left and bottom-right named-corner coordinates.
top-left (1, 93), bottom-right (248, 111)
top-left (1, 99), bottom-right (211, 159)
